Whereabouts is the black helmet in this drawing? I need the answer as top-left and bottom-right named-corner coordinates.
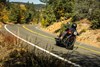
top-left (72, 23), bottom-right (77, 28)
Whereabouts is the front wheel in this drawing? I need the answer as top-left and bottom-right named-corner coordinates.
top-left (63, 36), bottom-right (76, 50)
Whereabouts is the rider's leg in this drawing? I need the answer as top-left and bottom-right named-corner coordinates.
top-left (58, 32), bottom-right (62, 38)
top-left (61, 32), bottom-right (67, 40)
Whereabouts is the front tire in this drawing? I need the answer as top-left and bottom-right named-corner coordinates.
top-left (64, 36), bottom-right (76, 50)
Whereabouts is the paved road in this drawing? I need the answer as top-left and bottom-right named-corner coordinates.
top-left (4, 24), bottom-right (100, 67)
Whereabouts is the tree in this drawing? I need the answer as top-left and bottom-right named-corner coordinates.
top-left (0, 0), bottom-right (6, 3)
top-left (39, 0), bottom-right (48, 3)
top-left (73, 0), bottom-right (100, 29)
top-left (39, 0), bottom-right (74, 27)
top-left (8, 4), bottom-right (20, 23)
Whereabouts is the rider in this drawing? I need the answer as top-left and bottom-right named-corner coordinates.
top-left (58, 22), bottom-right (78, 40)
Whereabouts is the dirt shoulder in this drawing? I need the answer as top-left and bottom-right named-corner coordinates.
top-left (77, 29), bottom-right (100, 48)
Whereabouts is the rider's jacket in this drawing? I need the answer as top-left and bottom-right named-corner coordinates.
top-left (65, 28), bottom-right (78, 36)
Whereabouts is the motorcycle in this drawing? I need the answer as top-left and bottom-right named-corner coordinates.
top-left (55, 30), bottom-right (77, 50)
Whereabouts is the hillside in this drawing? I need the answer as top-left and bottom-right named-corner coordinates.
top-left (76, 19), bottom-right (100, 48)
top-left (41, 18), bottom-right (72, 35)
top-left (34, 4), bottom-right (45, 10)
top-left (0, 2), bottom-right (45, 24)
top-left (41, 19), bottom-right (100, 48)
top-left (11, 2), bottom-right (45, 10)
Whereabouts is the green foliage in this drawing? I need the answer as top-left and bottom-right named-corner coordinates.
top-left (91, 20), bottom-right (100, 29)
top-left (41, 15), bottom-right (50, 27)
top-left (40, 0), bottom-right (74, 27)
top-left (8, 4), bottom-right (20, 23)
top-left (0, 0), bottom-right (6, 3)
top-left (40, 4), bottom-right (56, 27)
top-left (72, 0), bottom-right (88, 21)
top-left (41, 0), bottom-right (100, 29)
top-left (71, 0), bottom-right (100, 29)
top-left (0, 6), bottom-right (10, 23)
top-left (0, 0), bottom-right (99, 29)
top-left (0, 2), bottom-right (36, 24)
top-left (89, 6), bottom-right (100, 29)
top-left (59, 22), bottom-right (72, 33)
top-left (50, 0), bottom-right (74, 19)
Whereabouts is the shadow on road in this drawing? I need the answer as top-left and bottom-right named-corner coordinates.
top-left (55, 38), bottom-right (68, 48)
top-left (54, 38), bottom-right (100, 67)
top-left (52, 50), bottom-right (100, 67)
top-left (55, 38), bottom-right (76, 50)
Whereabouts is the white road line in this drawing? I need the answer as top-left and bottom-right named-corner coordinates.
top-left (4, 25), bottom-right (81, 67)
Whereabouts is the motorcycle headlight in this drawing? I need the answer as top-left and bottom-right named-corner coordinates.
top-left (74, 32), bottom-right (77, 35)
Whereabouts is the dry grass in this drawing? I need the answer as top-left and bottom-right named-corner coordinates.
top-left (0, 31), bottom-right (72, 67)
top-left (0, 31), bottom-right (22, 67)
top-left (0, 22), bottom-right (3, 29)
top-left (77, 29), bottom-right (100, 48)
top-left (76, 19), bottom-right (100, 48)
top-left (41, 18), bottom-right (72, 35)
top-left (0, 31), bottom-right (31, 67)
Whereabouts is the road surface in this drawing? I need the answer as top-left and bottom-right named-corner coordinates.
top-left (3, 24), bottom-right (100, 67)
